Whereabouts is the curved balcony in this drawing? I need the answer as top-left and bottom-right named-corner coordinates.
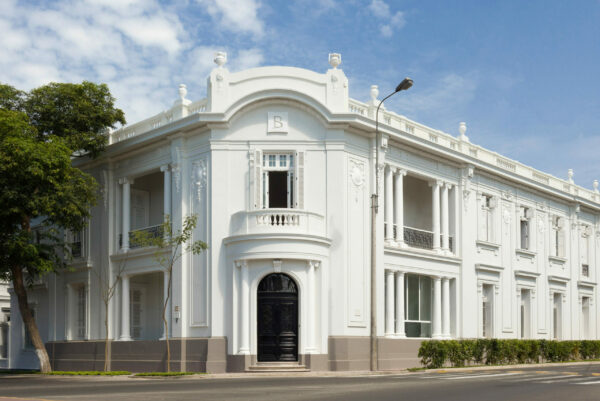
top-left (229, 209), bottom-right (326, 237)
top-left (225, 209), bottom-right (330, 259)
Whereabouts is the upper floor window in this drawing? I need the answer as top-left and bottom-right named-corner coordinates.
top-left (551, 216), bottom-right (565, 258)
top-left (252, 150), bottom-right (305, 210)
top-left (262, 153), bottom-right (294, 208)
top-left (580, 224), bottom-right (591, 277)
top-left (519, 206), bottom-right (532, 250)
top-left (478, 194), bottom-right (496, 242)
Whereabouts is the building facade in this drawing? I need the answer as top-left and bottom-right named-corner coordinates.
top-left (9, 53), bottom-right (600, 371)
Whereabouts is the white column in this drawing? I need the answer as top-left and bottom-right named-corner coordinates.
top-left (307, 260), bottom-right (318, 353)
top-left (394, 169), bottom-right (406, 246)
top-left (431, 181), bottom-right (441, 251)
top-left (120, 177), bottom-right (132, 251)
top-left (161, 271), bottom-right (171, 339)
top-left (239, 260), bottom-right (250, 354)
top-left (441, 183), bottom-right (450, 252)
top-left (160, 165), bottom-right (171, 220)
top-left (442, 277), bottom-right (451, 338)
top-left (395, 272), bottom-right (406, 338)
top-left (432, 276), bottom-right (442, 339)
top-left (120, 275), bottom-right (131, 341)
top-left (385, 165), bottom-right (394, 243)
top-left (385, 270), bottom-right (395, 336)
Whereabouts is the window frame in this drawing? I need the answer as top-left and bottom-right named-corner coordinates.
top-left (262, 152), bottom-right (295, 209)
top-left (404, 274), bottom-right (433, 338)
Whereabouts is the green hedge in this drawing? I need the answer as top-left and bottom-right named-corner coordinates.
top-left (418, 339), bottom-right (600, 368)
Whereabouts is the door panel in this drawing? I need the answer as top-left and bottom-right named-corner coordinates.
top-left (257, 274), bottom-right (298, 362)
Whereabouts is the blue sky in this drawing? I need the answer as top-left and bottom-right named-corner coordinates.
top-left (1, 0), bottom-right (599, 187)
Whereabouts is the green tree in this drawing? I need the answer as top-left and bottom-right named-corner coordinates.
top-left (132, 214), bottom-right (208, 372)
top-left (0, 82), bottom-right (125, 373)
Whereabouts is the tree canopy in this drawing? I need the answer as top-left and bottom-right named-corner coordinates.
top-left (0, 81), bottom-right (125, 372)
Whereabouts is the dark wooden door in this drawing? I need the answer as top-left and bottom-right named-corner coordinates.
top-left (257, 273), bottom-right (298, 362)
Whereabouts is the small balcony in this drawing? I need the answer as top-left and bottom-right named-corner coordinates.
top-left (229, 209), bottom-right (326, 238)
top-left (402, 226), bottom-right (453, 252)
top-left (119, 225), bottom-right (163, 249)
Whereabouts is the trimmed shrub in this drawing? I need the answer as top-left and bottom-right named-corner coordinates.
top-left (418, 339), bottom-right (600, 369)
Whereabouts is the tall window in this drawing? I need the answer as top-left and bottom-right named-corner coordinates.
top-left (520, 289), bottom-right (530, 338)
top-left (481, 284), bottom-right (493, 338)
top-left (552, 293), bottom-right (562, 340)
top-left (23, 307), bottom-right (35, 349)
top-left (130, 288), bottom-right (144, 340)
top-left (581, 225), bottom-right (591, 278)
top-left (404, 275), bottom-right (432, 337)
top-left (262, 153), bottom-right (295, 208)
top-left (519, 206), bottom-right (531, 250)
top-left (551, 216), bottom-right (565, 258)
top-left (582, 296), bottom-right (591, 339)
top-left (76, 285), bottom-right (87, 339)
top-left (479, 195), bottom-right (496, 242)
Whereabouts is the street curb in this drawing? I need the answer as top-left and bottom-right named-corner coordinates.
top-left (4, 361), bottom-right (600, 381)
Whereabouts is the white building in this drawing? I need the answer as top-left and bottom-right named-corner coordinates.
top-left (9, 53), bottom-right (600, 372)
top-left (0, 281), bottom-right (10, 368)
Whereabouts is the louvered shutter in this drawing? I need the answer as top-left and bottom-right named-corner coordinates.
top-left (253, 150), bottom-right (263, 209)
top-left (295, 151), bottom-right (304, 209)
top-left (557, 228), bottom-right (565, 258)
top-left (131, 189), bottom-right (149, 229)
top-left (77, 286), bottom-right (86, 339)
top-left (130, 289), bottom-right (143, 339)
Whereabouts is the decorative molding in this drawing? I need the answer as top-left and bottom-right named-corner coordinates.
top-left (173, 147), bottom-right (182, 194)
top-left (193, 159), bottom-right (207, 201)
top-left (349, 158), bottom-right (365, 203)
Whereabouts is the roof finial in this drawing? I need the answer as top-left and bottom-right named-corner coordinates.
top-left (178, 84), bottom-right (187, 101)
top-left (214, 51), bottom-right (227, 68)
top-left (370, 85), bottom-right (379, 102)
top-left (594, 180), bottom-right (599, 193)
top-left (568, 169), bottom-right (574, 184)
top-left (329, 53), bottom-right (341, 69)
top-left (458, 122), bottom-right (469, 142)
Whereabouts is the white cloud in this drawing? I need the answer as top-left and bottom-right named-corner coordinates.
top-left (196, 0), bottom-right (264, 38)
top-left (368, 0), bottom-right (405, 37)
top-left (394, 73), bottom-right (478, 116)
top-left (0, 0), bottom-right (266, 125)
top-left (235, 48), bottom-right (265, 71)
top-left (368, 0), bottom-right (389, 18)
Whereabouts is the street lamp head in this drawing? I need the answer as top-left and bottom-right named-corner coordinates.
top-left (395, 77), bottom-right (413, 92)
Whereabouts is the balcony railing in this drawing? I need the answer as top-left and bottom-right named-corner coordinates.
top-left (119, 224), bottom-right (163, 249)
top-left (229, 209), bottom-right (325, 237)
top-left (402, 226), bottom-right (453, 252)
top-left (404, 227), bottom-right (434, 250)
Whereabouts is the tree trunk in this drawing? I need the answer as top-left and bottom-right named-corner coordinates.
top-left (11, 265), bottom-right (52, 373)
top-left (163, 270), bottom-right (172, 372)
top-left (104, 302), bottom-right (111, 372)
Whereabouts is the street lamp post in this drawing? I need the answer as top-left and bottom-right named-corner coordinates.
top-left (370, 78), bottom-right (413, 371)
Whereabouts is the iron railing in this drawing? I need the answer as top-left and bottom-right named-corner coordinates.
top-left (119, 224), bottom-right (163, 249)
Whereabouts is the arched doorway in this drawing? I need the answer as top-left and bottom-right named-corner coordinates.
top-left (257, 273), bottom-right (298, 362)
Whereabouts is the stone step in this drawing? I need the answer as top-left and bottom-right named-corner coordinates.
top-left (247, 363), bottom-right (309, 372)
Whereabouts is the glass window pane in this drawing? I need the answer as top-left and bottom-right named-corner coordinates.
top-left (405, 322), bottom-right (431, 338)
top-left (406, 275), bottom-right (419, 320)
top-left (269, 155), bottom-right (276, 167)
top-left (290, 155), bottom-right (294, 167)
top-left (420, 276), bottom-right (431, 321)
top-left (280, 154), bottom-right (287, 167)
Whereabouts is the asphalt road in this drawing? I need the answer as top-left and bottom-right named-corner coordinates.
top-left (2, 364), bottom-right (600, 401)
